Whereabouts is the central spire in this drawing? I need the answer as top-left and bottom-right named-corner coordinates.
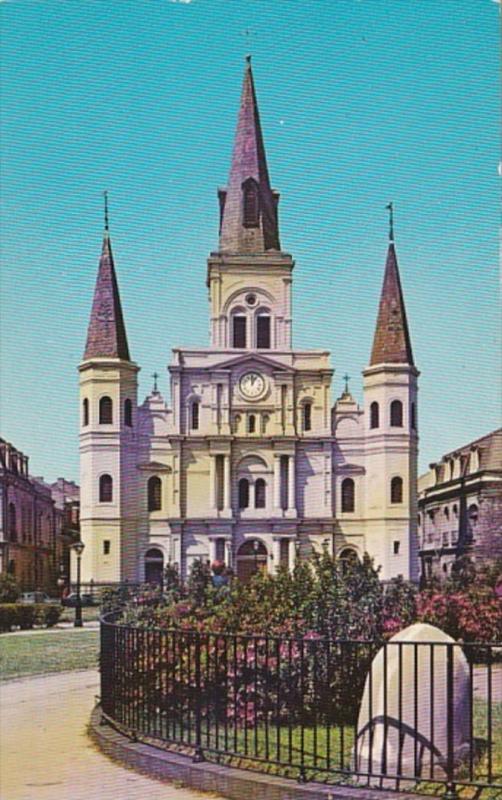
top-left (218, 57), bottom-right (281, 254)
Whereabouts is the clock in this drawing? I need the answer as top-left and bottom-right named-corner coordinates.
top-left (239, 371), bottom-right (266, 399)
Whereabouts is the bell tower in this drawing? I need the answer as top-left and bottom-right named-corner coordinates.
top-left (207, 57), bottom-right (294, 353)
top-left (79, 197), bottom-right (139, 584)
top-left (362, 206), bottom-right (419, 581)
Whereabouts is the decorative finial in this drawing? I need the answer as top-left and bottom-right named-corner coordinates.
top-left (343, 373), bottom-right (351, 394)
top-left (103, 190), bottom-right (109, 233)
top-left (246, 54), bottom-right (252, 64)
top-left (386, 201), bottom-right (394, 242)
top-left (152, 372), bottom-right (159, 394)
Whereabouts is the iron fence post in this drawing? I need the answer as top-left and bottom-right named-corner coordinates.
top-left (443, 644), bottom-right (458, 800)
top-left (193, 633), bottom-right (205, 763)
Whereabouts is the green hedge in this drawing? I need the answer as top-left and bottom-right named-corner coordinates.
top-left (0, 604), bottom-right (62, 633)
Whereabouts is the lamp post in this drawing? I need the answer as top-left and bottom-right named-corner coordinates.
top-left (72, 540), bottom-right (85, 628)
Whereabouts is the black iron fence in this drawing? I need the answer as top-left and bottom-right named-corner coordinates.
top-left (100, 614), bottom-right (501, 799)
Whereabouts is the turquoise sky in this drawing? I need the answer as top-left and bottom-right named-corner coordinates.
top-left (1, 0), bottom-right (500, 483)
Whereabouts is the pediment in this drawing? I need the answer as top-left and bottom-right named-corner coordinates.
top-left (137, 461), bottom-right (172, 473)
top-left (337, 463), bottom-right (366, 475)
top-left (213, 352), bottom-right (295, 373)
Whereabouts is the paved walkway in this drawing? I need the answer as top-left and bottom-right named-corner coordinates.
top-left (0, 670), bottom-right (224, 800)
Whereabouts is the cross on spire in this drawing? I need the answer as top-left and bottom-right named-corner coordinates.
top-left (343, 374), bottom-right (351, 394)
top-left (103, 190), bottom-right (109, 233)
top-left (152, 372), bottom-right (159, 394)
top-left (386, 201), bottom-right (394, 242)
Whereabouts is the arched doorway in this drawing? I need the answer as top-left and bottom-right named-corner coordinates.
top-left (236, 539), bottom-right (267, 583)
top-left (338, 547), bottom-right (359, 575)
top-left (144, 548), bottom-right (164, 586)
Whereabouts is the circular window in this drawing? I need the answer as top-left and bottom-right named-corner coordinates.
top-left (245, 293), bottom-right (257, 307)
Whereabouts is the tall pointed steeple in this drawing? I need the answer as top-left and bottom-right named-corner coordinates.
top-left (219, 57), bottom-right (280, 254)
top-left (83, 200), bottom-right (130, 361)
top-left (370, 230), bottom-right (414, 367)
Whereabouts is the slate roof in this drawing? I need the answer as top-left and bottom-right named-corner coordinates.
top-left (219, 58), bottom-right (280, 254)
top-left (370, 242), bottom-right (414, 366)
top-left (83, 233), bottom-right (130, 361)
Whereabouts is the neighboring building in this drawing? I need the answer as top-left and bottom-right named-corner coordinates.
top-left (0, 440), bottom-right (80, 592)
top-left (50, 478), bottom-right (80, 589)
top-left (418, 428), bottom-right (502, 581)
top-left (79, 60), bottom-right (419, 586)
top-left (0, 439), bottom-right (56, 592)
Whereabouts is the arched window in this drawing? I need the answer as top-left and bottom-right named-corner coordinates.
top-left (411, 402), bottom-right (416, 430)
top-left (248, 414), bottom-right (256, 433)
top-left (232, 314), bottom-right (247, 348)
top-left (341, 478), bottom-right (355, 513)
top-left (370, 401), bottom-right (379, 429)
top-left (148, 476), bottom-right (162, 512)
top-left (242, 178), bottom-right (260, 227)
top-left (99, 396), bottom-right (113, 425)
top-left (255, 478), bottom-right (266, 509)
top-left (99, 474), bottom-right (113, 503)
top-left (256, 313), bottom-right (271, 349)
top-left (191, 401), bottom-right (200, 431)
top-left (238, 478), bottom-right (249, 509)
top-left (391, 476), bottom-right (403, 504)
top-left (82, 398), bottom-right (89, 427)
top-left (124, 399), bottom-right (133, 427)
top-left (390, 400), bottom-right (403, 427)
top-left (8, 503), bottom-right (17, 542)
top-left (303, 402), bottom-right (312, 432)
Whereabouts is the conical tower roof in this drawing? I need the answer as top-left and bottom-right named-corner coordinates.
top-left (370, 242), bottom-right (414, 366)
top-left (83, 232), bottom-right (130, 361)
top-left (219, 57), bottom-right (280, 253)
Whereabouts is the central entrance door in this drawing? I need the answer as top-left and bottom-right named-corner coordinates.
top-left (236, 539), bottom-right (267, 583)
top-left (144, 548), bottom-right (164, 586)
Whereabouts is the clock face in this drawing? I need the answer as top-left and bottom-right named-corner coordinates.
top-left (239, 371), bottom-right (265, 399)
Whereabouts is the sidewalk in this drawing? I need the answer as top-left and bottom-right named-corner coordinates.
top-left (0, 670), bottom-right (224, 800)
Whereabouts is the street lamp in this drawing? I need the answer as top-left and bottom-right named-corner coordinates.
top-left (72, 540), bottom-right (85, 628)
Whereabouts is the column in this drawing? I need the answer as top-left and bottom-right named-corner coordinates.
top-left (289, 538), bottom-right (297, 573)
top-left (223, 455), bottom-right (231, 512)
top-left (272, 537), bottom-right (281, 573)
top-left (208, 538), bottom-right (217, 564)
top-left (209, 456), bottom-right (216, 511)
top-left (273, 455), bottom-right (281, 511)
top-left (225, 539), bottom-right (232, 568)
top-left (288, 455), bottom-right (295, 511)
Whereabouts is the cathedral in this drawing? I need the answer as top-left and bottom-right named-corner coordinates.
top-left (79, 59), bottom-right (419, 586)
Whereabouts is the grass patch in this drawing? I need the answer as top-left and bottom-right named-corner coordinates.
top-left (0, 629), bottom-right (99, 680)
top-left (127, 700), bottom-right (501, 799)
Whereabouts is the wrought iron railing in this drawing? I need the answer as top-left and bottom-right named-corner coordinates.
top-left (99, 614), bottom-right (501, 799)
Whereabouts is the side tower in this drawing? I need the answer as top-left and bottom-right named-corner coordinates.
top-left (79, 209), bottom-right (139, 584)
top-left (362, 211), bottom-right (419, 581)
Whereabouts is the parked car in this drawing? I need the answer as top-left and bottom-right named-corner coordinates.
top-left (61, 592), bottom-right (96, 608)
top-left (20, 592), bottom-right (54, 604)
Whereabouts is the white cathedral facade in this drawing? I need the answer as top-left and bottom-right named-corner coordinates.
top-left (79, 60), bottom-right (419, 586)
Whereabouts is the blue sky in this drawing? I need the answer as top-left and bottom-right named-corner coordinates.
top-left (1, 0), bottom-right (500, 483)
